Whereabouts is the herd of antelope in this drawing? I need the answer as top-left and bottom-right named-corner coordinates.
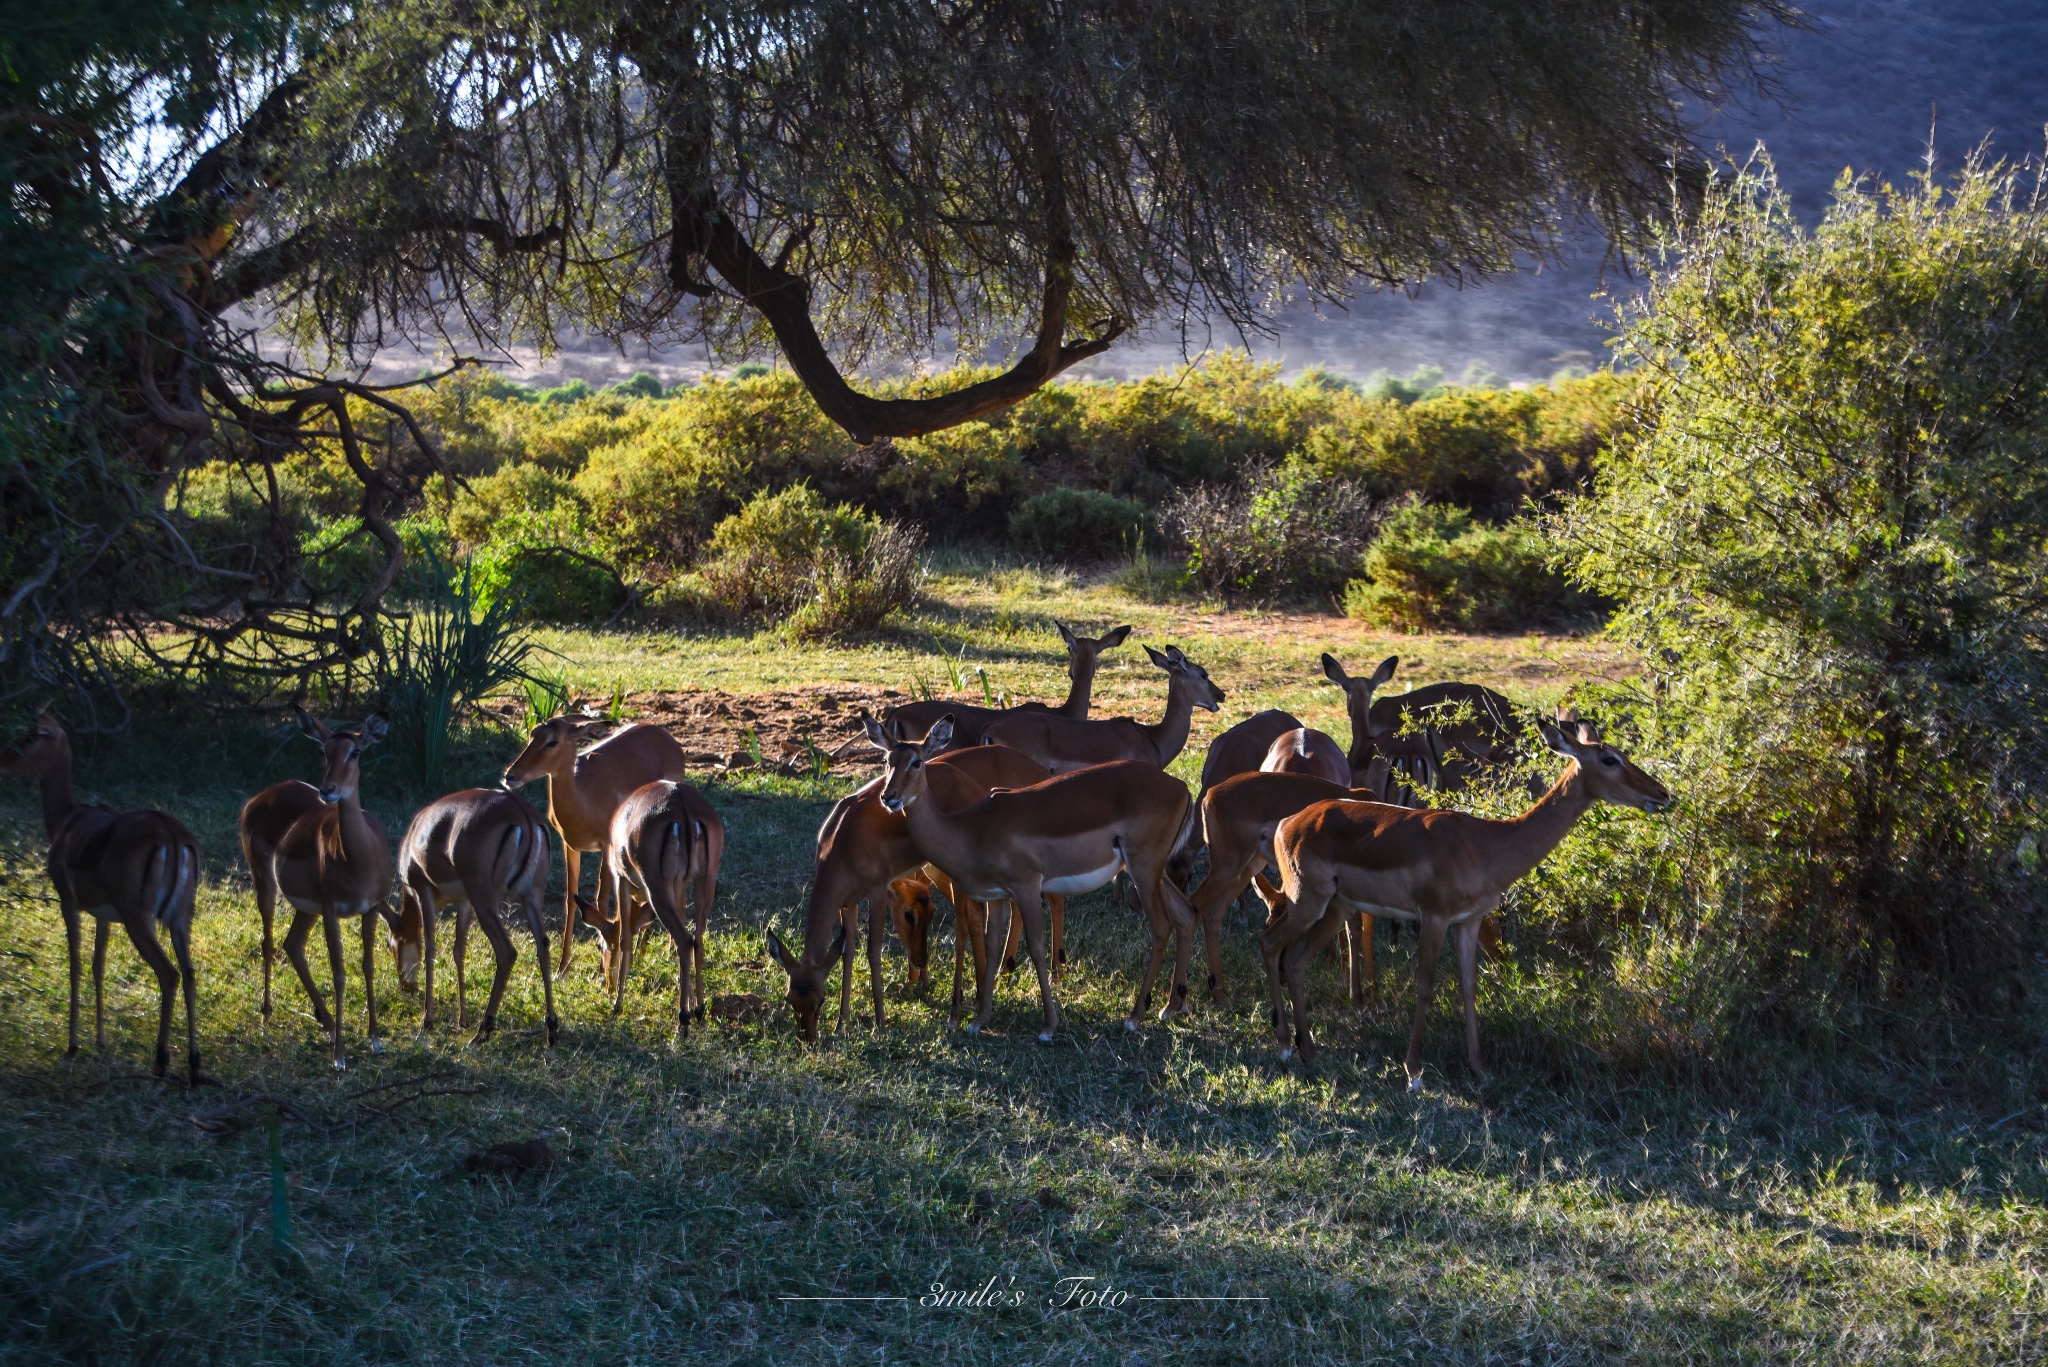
top-left (0, 620), bottom-right (1669, 1093)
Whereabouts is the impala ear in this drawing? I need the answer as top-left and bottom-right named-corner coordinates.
top-left (1575, 720), bottom-right (1601, 746)
top-left (1144, 644), bottom-right (1171, 669)
top-left (923, 716), bottom-right (955, 755)
top-left (1055, 620), bottom-right (1077, 647)
top-left (766, 928), bottom-right (798, 973)
top-left (1320, 653), bottom-right (1348, 686)
top-left (1540, 721), bottom-right (1580, 758)
top-left (359, 713), bottom-right (390, 747)
top-left (862, 715), bottom-right (892, 752)
top-left (294, 703), bottom-right (328, 742)
top-left (1099, 624), bottom-right (1132, 649)
top-left (1370, 655), bottom-right (1399, 687)
top-left (1165, 644), bottom-right (1187, 664)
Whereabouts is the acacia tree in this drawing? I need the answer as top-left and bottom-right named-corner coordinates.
top-left (2, 0), bottom-right (1783, 707)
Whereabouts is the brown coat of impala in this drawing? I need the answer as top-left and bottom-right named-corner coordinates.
top-left (602, 779), bottom-right (724, 1032)
top-left (272, 708), bottom-right (397, 1070)
top-left (500, 716), bottom-right (689, 973)
top-left (980, 645), bottom-right (1223, 772)
top-left (1268, 716), bottom-right (1671, 1087)
top-left (239, 778), bottom-right (330, 1020)
top-left (0, 710), bottom-right (203, 1085)
top-left (881, 621), bottom-right (1132, 747)
top-left (394, 787), bottom-right (557, 1047)
top-left (1322, 653), bottom-right (1525, 799)
top-left (867, 716), bottom-right (1198, 1040)
top-left (770, 744), bottom-right (1060, 1042)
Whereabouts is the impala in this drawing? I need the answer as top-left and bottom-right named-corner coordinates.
top-left (501, 714), bottom-right (689, 973)
top-left (272, 707), bottom-right (396, 1069)
top-left (866, 715), bottom-right (1197, 1039)
top-left (1260, 726), bottom-right (1351, 785)
top-left (882, 620), bottom-right (1132, 747)
top-left (394, 787), bottom-right (558, 1047)
top-left (239, 777), bottom-right (328, 1021)
top-left (1266, 713), bottom-right (1670, 1086)
top-left (981, 645), bottom-right (1223, 772)
top-left (0, 709), bottom-right (203, 1084)
top-left (601, 779), bottom-right (724, 1033)
top-left (769, 744), bottom-right (1061, 1041)
top-left (1321, 653), bottom-right (1525, 797)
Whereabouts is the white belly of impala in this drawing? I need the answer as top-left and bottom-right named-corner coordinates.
top-left (1336, 895), bottom-right (1417, 922)
top-left (966, 853), bottom-right (1126, 903)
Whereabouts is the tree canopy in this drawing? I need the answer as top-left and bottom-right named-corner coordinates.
top-left (0, 0), bottom-right (1783, 707)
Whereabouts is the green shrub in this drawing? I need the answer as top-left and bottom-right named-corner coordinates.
top-left (698, 484), bottom-right (875, 617)
top-left (1542, 157), bottom-right (2048, 1045)
top-left (1008, 488), bottom-right (1152, 561)
top-left (1164, 463), bottom-right (1377, 604)
top-left (470, 543), bottom-right (626, 623)
top-left (603, 371), bottom-right (667, 400)
top-left (881, 421), bottom-right (1025, 536)
top-left (1344, 501), bottom-right (1600, 631)
top-left (787, 522), bottom-right (926, 640)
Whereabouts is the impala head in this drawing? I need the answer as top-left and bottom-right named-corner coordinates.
top-left (1056, 620), bottom-right (1132, 670)
top-left (768, 923), bottom-right (846, 1043)
top-left (502, 713), bottom-right (609, 789)
top-left (1145, 644), bottom-right (1224, 711)
top-left (0, 706), bottom-right (68, 780)
top-left (888, 874), bottom-right (939, 986)
top-left (384, 888), bottom-right (424, 992)
top-left (296, 705), bottom-right (388, 803)
top-left (866, 714), bottom-right (949, 812)
top-left (1540, 710), bottom-right (1672, 814)
top-left (1322, 653), bottom-right (1398, 723)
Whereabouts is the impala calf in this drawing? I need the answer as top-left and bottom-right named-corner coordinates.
top-left (868, 716), bottom-right (1198, 1040)
top-left (1267, 714), bottom-right (1670, 1087)
top-left (603, 779), bottom-right (724, 1034)
top-left (395, 788), bottom-right (557, 1047)
top-left (272, 707), bottom-right (398, 1069)
top-left (500, 715), bottom-right (689, 974)
top-left (1, 710), bottom-right (203, 1085)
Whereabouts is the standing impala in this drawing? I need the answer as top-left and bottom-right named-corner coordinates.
top-left (1321, 653), bottom-right (1526, 799)
top-left (981, 645), bottom-right (1223, 771)
top-left (239, 776), bottom-right (329, 1021)
top-left (394, 787), bottom-right (558, 1047)
top-left (1266, 713), bottom-right (1670, 1086)
top-left (501, 713), bottom-right (689, 973)
top-left (866, 715), bottom-right (1198, 1040)
top-left (0, 709), bottom-right (203, 1085)
top-left (770, 744), bottom-right (1061, 1041)
top-left (882, 621), bottom-right (1132, 747)
top-left (602, 779), bottom-right (724, 1032)
top-left (272, 707), bottom-right (397, 1070)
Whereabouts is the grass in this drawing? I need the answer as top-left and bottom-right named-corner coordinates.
top-left (2, 561), bottom-right (2043, 1364)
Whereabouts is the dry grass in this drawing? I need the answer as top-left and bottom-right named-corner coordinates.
top-left (1, 562), bottom-right (2043, 1364)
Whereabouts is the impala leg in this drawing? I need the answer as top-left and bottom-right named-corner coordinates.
top-left (453, 903), bottom-right (470, 1030)
top-left (611, 874), bottom-right (635, 1017)
top-left (1261, 889), bottom-right (1326, 1058)
top-left (63, 903), bottom-right (82, 1058)
top-left (836, 903), bottom-right (857, 1030)
top-left (971, 902), bottom-right (1002, 1033)
top-left (1149, 869), bottom-right (1198, 1023)
top-left (1478, 914), bottom-right (1504, 964)
top-left (1359, 913), bottom-right (1379, 1005)
top-left (645, 887), bottom-right (693, 1039)
top-left (691, 860), bottom-right (715, 1023)
top-left (949, 897), bottom-right (970, 1025)
top-left (523, 897), bottom-right (560, 1048)
top-left (1406, 918), bottom-right (1449, 1092)
top-left (282, 908), bottom-right (330, 1030)
top-left (1014, 887), bottom-right (1058, 1042)
top-left (1283, 908), bottom-right (1349, 1066)
top-left (320, 911), bottom-right (348, 1069)
top-left (127, 918), bottom-right (180, 1081)
top-left (470, 905), bottom-right (515, 1045)
top-left (416, 887), bottom-right (438, 1032)
top-left (1456, 917), bottom-right (1485, 1079)
top-left (1343, 912), bottom-right (1363, 1007)
top-left (173, 919), bottom-right (201, 1086)
top-left (1127, 863), bottom-right (1180, 1029)
top-left (256, 875), bottom-right (276, 1022)
top-left (556, 845), bottom-right (581, 974)
top-left (867, 894), bottom-right (886, 1030)
top-left (91, 917), bottom-right (110, 1052)
top-left (1001, 901), bottom-right (1022, 974)
top-left (360, 910), bottom-right (382, 1054)
top-left (1049, 894), bottom-right (1066, 980)
top-left (1190, 861), bottom-right (1246, 1008)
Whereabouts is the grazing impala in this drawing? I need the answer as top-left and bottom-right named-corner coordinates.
top-left (601, 780), bottom-right (724, 1032)
top-left (272, 707), bottom-right (397, 1070)
top-left (500, 714), bottom-right (689, 973)
top-left (1321, 653), bottom-right (1525, 798)
top-left (866, 716), bottom-right (1197, 1040)
top-left (394, 788), bottom-right (557, 1047)
top-left (1266, 713), bottom-right (1670, 1086)
top-left (981, 645), bottom-right (1223, 772)
top-left (0, 709), bottom-right (203, 1085)
top-left (882, 621), bottom-right (1132, 747)
top-left (769, 744), bottom-right (1060, 1041)
top-left (239, 777), bottom-right (328, 1021)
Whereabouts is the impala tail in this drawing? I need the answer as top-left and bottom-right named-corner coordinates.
top-left (145, 842), bottom-right (198, 925)
top-left (1274, 825), bottom-right (1307, 908)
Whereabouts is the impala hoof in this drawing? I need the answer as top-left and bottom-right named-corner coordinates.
top-left (963, 1022), bottom-right (980, 1036)
top-left (1279, 1047), bottom-right (1294, 1062)
top-left (1038, 1031), bottom-right (1055, 1044)
top-left (369, 1038), bottom-right (385, 1056)
top-left (1123, 1019), bottom-right (1139, 1033)
top-left (1406, 1073), bottom-right (1424, 1095)
top-left (332, 1058), bottom-right (348, 1072)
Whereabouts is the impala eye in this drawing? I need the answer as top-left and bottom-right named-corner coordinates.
top-left (1601, 753), bottom-right (1619, 766)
